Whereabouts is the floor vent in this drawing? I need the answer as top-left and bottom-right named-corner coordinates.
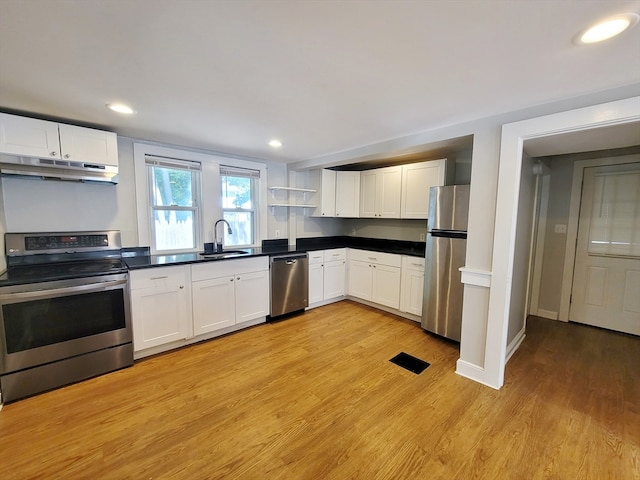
top-left (389, 352), bottom-right (430, 374)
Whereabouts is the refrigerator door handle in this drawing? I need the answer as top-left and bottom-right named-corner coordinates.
top-left (430, 230), bottom-right (467, 239)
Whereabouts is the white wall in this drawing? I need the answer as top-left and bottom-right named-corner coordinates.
top-left (289, 83), bottom-right (640, 387)
top-left (535, 146), bottom-right (640, 316)
top-left (344, 218), bottom-right (426, 242)
top-left (506, 154), bottom-right (537, 344)
top-left (0, 135), bottom-right (288, 249)
top-left (537, 155), bottom-right (575, 315)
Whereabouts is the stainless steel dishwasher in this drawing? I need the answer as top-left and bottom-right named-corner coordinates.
top-left (269, 253), bottom-right (309, 319)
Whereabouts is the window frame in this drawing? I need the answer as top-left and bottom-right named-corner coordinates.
top-left (133, 143), bottom-right (268, 254)
top-left (220, 165), bottom-right (260, 248)
top-left (146, 156), bottom-right (202, 254)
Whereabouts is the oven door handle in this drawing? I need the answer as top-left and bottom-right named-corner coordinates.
top-left (0, 278), bottom-right (127, 302)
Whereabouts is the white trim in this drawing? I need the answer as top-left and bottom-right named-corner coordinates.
top-left (134, 316), bottom-right (266, 360)
top-left (558, 153), bottom-right (640, 321)
top-left (528, 174), bottom-right (550, 316)
top-left (488, 96), bottom-right (640, 390)
top-left (455, 360), bottom-right (499, 389)
top-left (537, 309), bottom-right (559, 320)
top-left (459, 267), bottom-right (492, 287)
top-left (133, 142), bottom-right (268, 251)
top-left (505, 327), bottom-right (526, 363)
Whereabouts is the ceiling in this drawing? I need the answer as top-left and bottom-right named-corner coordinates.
top-left (1, 0), bottom-right (639, 163)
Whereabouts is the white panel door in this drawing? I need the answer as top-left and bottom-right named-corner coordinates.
top-left (401, 160), bottom-right (446, 219)
top-left (358, 170), bottom-right (378, 218)
top-left (348, 260), bottom-right (372, 300)
top-left (131, 286), bottom-right (189, 350)
top-left (235, 270), bottom-right (269, 323)
top-left (378, 166), bottom-right (402, 218)
top-left (401, 268), bottom-right (424, 317)
top-left (319, 169), bottom-right (336, 217)
top-left (335, 171), bottom-right (360, 217)
top-left (308, 262), bottom-right (324, 304)
top-left (58, 123), bottom-right (118, 166)
top-left (371, 264), bottom-right (401, 309)
top-left (324, 260), bottom-right (345, 299)
top-left (570, 163), bottom-right (640, 335)
top-left (192, 276), bottom-right (236, 335)
top-left (0, 113), bottom-right (60, 158)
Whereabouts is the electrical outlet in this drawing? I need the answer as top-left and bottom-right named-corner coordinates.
top-left (420, 233), bottom-right (425, 241)
top-left (275, 230), bottom-right (280, 238)
top-left (554, 224), bottom-right (567, 234)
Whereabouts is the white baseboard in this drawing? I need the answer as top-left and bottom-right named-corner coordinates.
top-left (537, 309), bottom-right (559, 320)
top-left (505, 328), bottom-right (526, 363)
top-left (456, 359), bottom-right (499, 390)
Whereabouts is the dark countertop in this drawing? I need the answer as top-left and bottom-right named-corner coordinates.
top-left (124, 236), bottom-right (425, 270)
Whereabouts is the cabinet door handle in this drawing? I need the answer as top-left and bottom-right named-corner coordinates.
top-left (179, 285), bottom-right (184, 289)
top-left (230, 278), bottom-right (234, 282)
top-left (50, 151), bottom-right (57, 156)
top-left (64, 154), bottom-right (70, 159)
top-left (150, 276), bottom-right (168, 280)
top-left (237, 277), bottom-right (241, 280)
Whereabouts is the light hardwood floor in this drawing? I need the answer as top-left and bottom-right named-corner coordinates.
top-left (1, 301), bottom-right (638, 479)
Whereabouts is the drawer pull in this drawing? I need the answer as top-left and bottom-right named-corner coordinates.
top-left (150, 276), bottom-right (169, 280)
top-left (411, 263), bottom-right (423, 267)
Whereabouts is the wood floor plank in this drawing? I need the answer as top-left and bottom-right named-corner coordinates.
top-left (0, 303), bottom-right (638, 479)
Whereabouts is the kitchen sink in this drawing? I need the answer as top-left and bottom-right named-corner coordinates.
top-left (199, 250), bottom-right (250, 259)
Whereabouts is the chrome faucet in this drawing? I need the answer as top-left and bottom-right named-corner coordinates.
top-left (213, 219), bottom-right (232, 252)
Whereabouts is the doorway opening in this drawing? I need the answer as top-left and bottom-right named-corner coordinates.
top-left (528, 152), bottom-right (640, 336)
top-left (484, 96), bottom-right (639, 389)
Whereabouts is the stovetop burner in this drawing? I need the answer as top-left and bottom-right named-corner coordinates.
top-left (1, 258), bottom-right (127, 285)
top-left (1, 230), bottom-right (127, 287)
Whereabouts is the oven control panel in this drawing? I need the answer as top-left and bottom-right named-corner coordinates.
top-left (25, 234), bottom-right (109, 251)
top-left (5, 231), bottom-right (121, 255)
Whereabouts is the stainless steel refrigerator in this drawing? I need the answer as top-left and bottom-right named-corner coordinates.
top-left (421, 185), bottom-right (470, 341)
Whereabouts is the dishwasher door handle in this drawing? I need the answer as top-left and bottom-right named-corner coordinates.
top-left (285, 259), bottom-right (297, 265)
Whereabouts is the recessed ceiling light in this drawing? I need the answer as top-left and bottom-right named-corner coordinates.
top-left (575, 13), bottom-right (639, 44)
top-left (106, 103), bottom-right (136, 114)
top-left (268, 139), bottom-right (283, 148)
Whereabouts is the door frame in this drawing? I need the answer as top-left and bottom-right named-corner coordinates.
top-left (558, 154), bottom-right (640, 321)
top-left (485, 96), bottom-right (640, 389)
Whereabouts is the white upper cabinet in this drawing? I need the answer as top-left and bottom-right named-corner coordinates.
top-left (58, 123), bottom-right (118, 166)
top-left (401, 159), bottom-right (450, 219)
top-left (360, 166), bottom-right (402, 218)
top-left (0, 114), bottom-right (60, 158)
top-left (0, 113), bottom-right (117, 166)
top-left (314, 169), bottom-right (336, 217)
top-left (335, 171), bottom-right (360, 217)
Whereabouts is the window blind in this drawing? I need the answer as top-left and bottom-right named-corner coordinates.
top-left (219, 165), bottom-right (260, 178)
top-left (145, 155), bottom-right (201, 171)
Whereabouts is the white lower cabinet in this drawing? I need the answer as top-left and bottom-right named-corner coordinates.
top-left (192, 275), bottom-right (236, 334)
top-left (400, 256), bottom-right (425, 318)
top-left (348, 249), bottom-right (401, 309)
top-left (130, 257), bottom-right (269, 357)
top-left (308, 250), bottom-right (325, 304)
top-left (191, 257), bottom-right (269, 336)
top-left (130, 265), bottom-right (191, 351)
top-left (323, 251), bottom-right (346, 300)
top-left (307, 248), bottom-right (346, 308)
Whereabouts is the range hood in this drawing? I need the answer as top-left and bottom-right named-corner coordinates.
top-left (0, 154), bottom-right (118, 184)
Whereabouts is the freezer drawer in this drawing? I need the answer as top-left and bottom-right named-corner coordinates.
top-left (270, 254), bottom-right (309, 318)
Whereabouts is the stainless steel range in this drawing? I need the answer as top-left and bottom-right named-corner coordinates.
top-left (0, 231), bottom-right (133, 402)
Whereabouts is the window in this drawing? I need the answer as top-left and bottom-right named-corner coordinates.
top-left (146, 155), bottom-right (201, 252)
top-left (220, 165), bottom-right (260, 247)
